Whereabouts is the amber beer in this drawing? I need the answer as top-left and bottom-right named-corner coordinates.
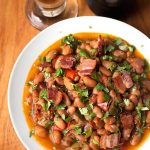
top-left (35, 0), bottom-right (66, 17)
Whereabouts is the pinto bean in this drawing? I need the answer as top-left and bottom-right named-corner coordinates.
top-left (146, 111), bottom-right (150, 124)
top-left (36, 98), bottom-right (45, 106)
top-left (61, 136), bottom-right (73, 147)
top-left (90, 136), bottom-right (100, 150)
top-left (82, 76), bottom-right (97, 88)
top-left (49, 130), bottom-right (62, 144)
top-left (93, 106), bottom-right (103, 118)
top-left (102, 60), bottom-right (116, 70)
top-left (62, 45), bottom-right (73, 55)
top-left (124, 101), bottom-right (134, 111)
top-left (113, 50), bottom-right (126, 61)
top-left (55, 91), bottom-right (63, 106)
top-left (34, 73), bottom-right (44, 85)
top-left (130, 132), bottom-right (141, 146)
top-left (32, 90), bottom-right (39, 97)
top-left (104, 116), bottom-right (116, 125)
top-left (104, 124), bottom-right (118, 133)
top-left (129, 94), bottom-right (138, 105)
top-left (46, 50), bottom-right (58, 60)
top-left (90, 40), bottom-right (99, 49)
top-left (89, 94), bottom-right (97, 104)
top-left (97, 91), bottom-right (105, 103)
top-left (63, 93), bottom-right (71, 106)
top-left (99, 66), bottom-right (112, 76)
top-left (142, 80), bottom-right (150, 91)
top-left (72, 113), bottom-right (83, 123)
top-left (82, 144), bottom-right (92, 150)
top-left (101, 75), bottom-right (109, 87)
top-left (74, 97), bottom-right (85, 108)
top-left (57, 109), bottom-right (67, 116)
top-left (97, 129), bottom-right (108, 136)
top-left (109, 90), bottom-right (117, 100)
top-left (55, 77), bottom-right (64, 85)
top-left (67, 106), bottom-right (76, 115)
top-left (34, 125), bottom-right (48, 138)
top-left (131, 89), bottom-right (140, 97)
top-left (47, 77), bottom-right (55, 88)
top-left (45, 66), bottom-right (54, 73)
top-left (54, 117), bottom-right (66, 130)
top-left (123, 128), bottom-right (132, 141)
top-left (93, 117), bottom-right (104, 128)
top-left (64, 77), bottom-right (74, 90)
top-left (54, 56), bottom-right (63, 69)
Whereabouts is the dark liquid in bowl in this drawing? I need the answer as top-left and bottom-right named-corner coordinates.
top-left (87, 0), bottom-right (135, 19)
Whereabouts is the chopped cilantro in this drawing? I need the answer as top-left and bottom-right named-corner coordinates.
top-left (61, 114), bottom-right (66, 120)
top-left (44, 72), bottom-right (51, 79)
top-left (114, 38), bottom-right (122, 45)
top-left (104, 44), bottom-right (115, 54)
top-left (133, 74), bottom-right (140, 82)
top-left (55, 68), bottom-right (64, 77)
top-left (84, 126), bottom-right (92, 138)
top-left (124, 99), bottom-right (130, 106)
top-left (79, 107), bottom-right (88, 115)
top-left (116, 61), bottom-right (131, 72)
top-left (45, 120), bottom-right (54, 128)
top-left (91, 72), bottom-right (100, 82)
top-left (74, 126), bottom-right (82, 135)
top-left (56, 103), bottom-right (66, 110)
top-left (79, 49), bottom-right (91, 58)
top-left (42, 100), bottom-right (54, 111)
top-left (101, 112), bottom-right (109, 120)
top-left (26, 81), bottom-right (38, 90)
top-left (39, 89), bottom-right (48, 100)
top-left (40, 56), bottom-right (46, 62)
top-left (62, 34), bottom-right (80, 50)
top-left (74, 85), bottom-right (89, 97)
top-left (62, 129), bottom-right (69, 135)
top-left (46, 58), bottom-right (52, 63)
top-left (95, 83), bottom-right (109, 93)
top-left (128, 45), bottom-right (135, 52)
top-left (103, 92), bottom-right (110, 101)
top-left (29, 129), bottom-right (35, 137)
top-left (88, 112), bottom-right (96, 120)
top-left (102, 55), bottom-right (113, 60)
top-left (65, 116), bottom-right (72, 123)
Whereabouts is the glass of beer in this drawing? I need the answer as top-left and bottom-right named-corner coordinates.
top-left (25, 0), bottom-right (78, 30)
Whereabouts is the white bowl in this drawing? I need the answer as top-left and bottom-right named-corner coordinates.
top-left (8, 16), bottom-right (150, 150)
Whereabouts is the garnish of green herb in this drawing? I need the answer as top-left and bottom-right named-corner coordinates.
top-left (109, 63), bottom-right (117, 72)
top-left (26, 81), bottom-right (38, 90)
top-left (44, 72), bottom-right (51, 79)
top-left (136, 103), bottom-right (149, 119)
top-left (128, 45), bottom-right (135, 52)
top-left (74, 126), bottom-right (82, 135)
top-left (88, 112), bottom-right (96, 120)
top-left (55, 68), bottom-right (64, 77)
top-left (95, 83), bottom-right (109, 93)
top-left (61, 114), bottom-right (66, 120)
top-left (39, 89), bottom-right (48, 100)
top-left (124, 99), bottom-right (130, 106)
top-left (114, 38), bottom-right (122, 45)
top-left (116, 61), bottom-right (131, 72)
top-left (144, 98), bottom-right (150, 108)
top-left (56, 103), bottom-right (66, 110)
top-left (79, 48), bottom-right (91, 58)
top-left (79, 107), bottom-right (88, 115)
top-left (46, 58), bottom-right (52, 63)
top-left (42, 100), bottom-right (54, 111)
top-left (45, 120), bottom-right (54, 128)
top-left (101, 112), bottom-right (109, 120)
top-left (29, 129), bottom-right (35, 137)
top-left (119, 44), bottom-right (128, 51)
top-left (104, 44), bottom-right (115, 54)
top-left (80, 97), bottom-right (88, 103)
top-left (102, 55), bottom-right (113, 60)
top-left (40, 56), bottom-right (46, 62)
top-left (92, 139), bottom-right (99, 146)
top-left (87, 103), bottom-right (93, 110)
top-left (65, 116), bottom-right (72, 123)
top-left (62, 129), bottom-right (69, 135)
top-left (62, 34), bottom-right (80, 50)
top-left (103, 92), bottom-right (110, 101)
top-left (74, 85), bottom-right (89, 97)
top-left (133, 74), bottom-right (140, 82)
top-left (91, 72), bottom-right (100, 82)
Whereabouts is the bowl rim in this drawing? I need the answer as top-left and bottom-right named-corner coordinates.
top-left (8, 16), bottom-right (150, 150)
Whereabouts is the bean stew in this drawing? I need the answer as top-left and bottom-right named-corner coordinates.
top-left (23, 33), bottom-right (150, 150)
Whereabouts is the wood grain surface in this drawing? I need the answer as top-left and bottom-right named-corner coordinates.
top-left (0, 0), bottom-right (149, 150)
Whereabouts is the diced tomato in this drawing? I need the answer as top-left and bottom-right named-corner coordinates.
top-left (52, 56), bottom-right (59, 68)
top-left (52, 125), bottom-right (63, 131)
top-left (65, 69), bottom-right (77, 80)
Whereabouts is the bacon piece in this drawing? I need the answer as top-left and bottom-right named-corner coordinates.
top-left (60, 56), bottom-right (76, 69)
top-left (77, 59), bottom-right (96, 75)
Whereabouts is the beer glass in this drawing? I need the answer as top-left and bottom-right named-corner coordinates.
top-left (25, 0), bottom-right (78, 30)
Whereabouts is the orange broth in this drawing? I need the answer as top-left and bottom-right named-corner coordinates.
top-left (23, 32), bottom-right (150, 150)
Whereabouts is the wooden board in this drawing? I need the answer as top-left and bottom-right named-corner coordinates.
top-left (0, 0), bottom-right (149, 149)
